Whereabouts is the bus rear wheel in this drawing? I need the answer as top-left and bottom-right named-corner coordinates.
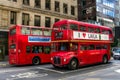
top-left (68, 58), bottom-right (78, 70)
top-left (102, 55), bottom-right (108, 64)
top-left (32, 57), bottom-right (40, 65)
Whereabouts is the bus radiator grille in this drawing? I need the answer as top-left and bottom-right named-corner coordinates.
top-left (53, 57), bottom-right (61, 64)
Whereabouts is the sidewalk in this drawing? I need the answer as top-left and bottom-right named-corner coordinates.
top-left (0, 61), bottom-right (9, 67)
top-left (0, 56), bottom-right (9, 67)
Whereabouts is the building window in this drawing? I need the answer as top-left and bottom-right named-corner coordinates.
top-left (35, 0), bottom-right (41, 8)
top-left (63, 3), bottom-right (68, 14)
top-left (45, 17), bottom-right (51, 27)
top-left (82, 10), bottom-right (86, 16)
top-left (34, 15), bottom-right (40, 26)
top-left (45, 0), bottom-right (51, 10)
top-left (55, 18), bottom-right (60, 23)
top-left (71, 6), bottom-right (75, 15)
top-left (13, 0), bottom-right (17, 2)
top-left (23, 0), bottom-right (29, 5)
top-left (10, 11), bottom-right (17, 24)
top-left (55, 1), bottom-right (60, 12)
top-left (82, 1), bottom-right (86, 6)
top-left (22, 13), bottom-right (29, 25)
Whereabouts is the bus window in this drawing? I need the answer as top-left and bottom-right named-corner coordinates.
top-left (43, 29), bottom-right (51, 36)
top-left (80, 45), bottom-right (87, 50)
top-left (21, 27), bottom-right (30, 35)
top-left (26, 46), bottom-right (31, 53)
top-left (10, 28), bottom-right (16, 35)
top-left (88, 45), bottom-right (95, 50)
top-left (10, 44), bottom-right (16, 49)
top-left (96, 45), bottom-right (101, 50)
top-left (59, 43), bottom-right (68, 51)
top-left (32, 46), bottom-right (43, 53)
top-left (60, 25), bottom-right (67, 30)
top-left (80, 26), bottom-right (86, 31)
top-left (102, 30), bottom-right (109, 34)
top-left (32, 46), bottom-right (39, 53)
top-left (95, 28), bottom-right (100, 33)
top-left (88, 27), bottom-right (94, 33)
top-left (70, 24), bottom-right (78, 30)
top-left (44, 46), bottom-right (51, 54)
top-left (102, 45), bottom-right (107, 49)
top-left (108, 30), bottom-right (112, 34)
top-left (38, 46), bottom-right (43, 53)
top-left (70, 43), bottom-right (78, 51)
top-left (31, 28), bottom-right (42, 35)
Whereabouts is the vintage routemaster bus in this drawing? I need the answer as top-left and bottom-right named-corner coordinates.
top-left (9, 25), bottom-right (51, 65)
top-left (51, 19), bottom-right (113, 69)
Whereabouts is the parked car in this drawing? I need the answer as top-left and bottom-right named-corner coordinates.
top-left (113, 48), bottom-right (120, 60)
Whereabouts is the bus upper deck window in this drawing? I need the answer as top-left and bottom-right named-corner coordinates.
top-left (95, 28), bottom-right (100, 33)
top-left (60, 25), bottom-right (67, 30)
top-left (70, 24), bottom-right (78, 30)
top-left (31, 28), bottom-right (42, 35)
top-left (102, 30), bottom-right (109, 34)
top-left (10, 28), bottom-right (16, 35)
top-left (21, 27), bottom-right (30, 35)
top-left (108, 30), bottom-right (112, 34)
top-left (88, 27), bottom-right (94, 33)
top-left (43, 29), bottom-right (51, 36)
top-left (80, 26), bottom-right (86, 31)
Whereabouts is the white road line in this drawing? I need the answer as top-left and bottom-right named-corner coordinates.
top-left (37, 67), bottom-right (65, 74)
top-left (115, 69), bottom-right (120, 73)
top-left (0, 69), bottom-right (28, 74)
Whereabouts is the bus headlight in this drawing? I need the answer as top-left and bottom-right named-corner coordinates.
top-left (14, 49), bottom-right (16, 52)
top-left (64, 58), bottom-right (66, 62)
top-left (51, 57), bottom-right (53, 61)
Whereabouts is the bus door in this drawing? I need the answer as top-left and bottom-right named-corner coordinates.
top-left (43, 45), bottom-right (51, 62)
top-left (79, 45), bottom-right (88, 65)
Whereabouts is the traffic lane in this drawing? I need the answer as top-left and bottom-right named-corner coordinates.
top-left (0, 62), bottom-right (114, 80)
top-left (59, 64), bottom-right (120, 80)
top-left (0, 59), bottom-right (118, 80)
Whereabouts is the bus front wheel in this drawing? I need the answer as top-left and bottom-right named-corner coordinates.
top-left (68, 58), bottom-right (78, 70)
top-left (32, 57), bottom-right (40, 65)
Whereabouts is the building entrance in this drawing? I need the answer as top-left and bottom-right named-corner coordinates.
top-left (0, 45), bottom-right (5, 61)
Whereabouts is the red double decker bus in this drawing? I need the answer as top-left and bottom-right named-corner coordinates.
top-left (9, 25), bottom-right (51, 65)
top-left (51, 19), bottom-right (113, 69)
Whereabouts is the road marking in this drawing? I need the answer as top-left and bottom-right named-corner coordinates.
top-left (6, 71), bottom-right (48, 80)
top-left (0, 69), bottom-right (28, 74)
top-left (37, 67), bottom-right (65, 74)
top-left (58, 65), bottom-right (120, 80)
top-left (115, 69), bottom-right (120, 73)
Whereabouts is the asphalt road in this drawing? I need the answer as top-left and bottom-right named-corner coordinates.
top-left (0, 59), bottom-right (120, 80)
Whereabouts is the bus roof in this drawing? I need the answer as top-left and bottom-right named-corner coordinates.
top-left (53, 19), bottom-right (111, 30)
top-left (9, 25), bottom-right (52, 30)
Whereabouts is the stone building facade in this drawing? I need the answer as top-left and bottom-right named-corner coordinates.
top-left (0, 0), bottom-right (78, 60)
top-left (0, 0), bottom-right (78, 29)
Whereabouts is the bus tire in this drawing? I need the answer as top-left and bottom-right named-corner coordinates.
top-left (102, 55), bottom-right (108, 64)
top-left (68, 58), bottom-right (78, 70)
top-left (32, 57), bottom-right (40, 65)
